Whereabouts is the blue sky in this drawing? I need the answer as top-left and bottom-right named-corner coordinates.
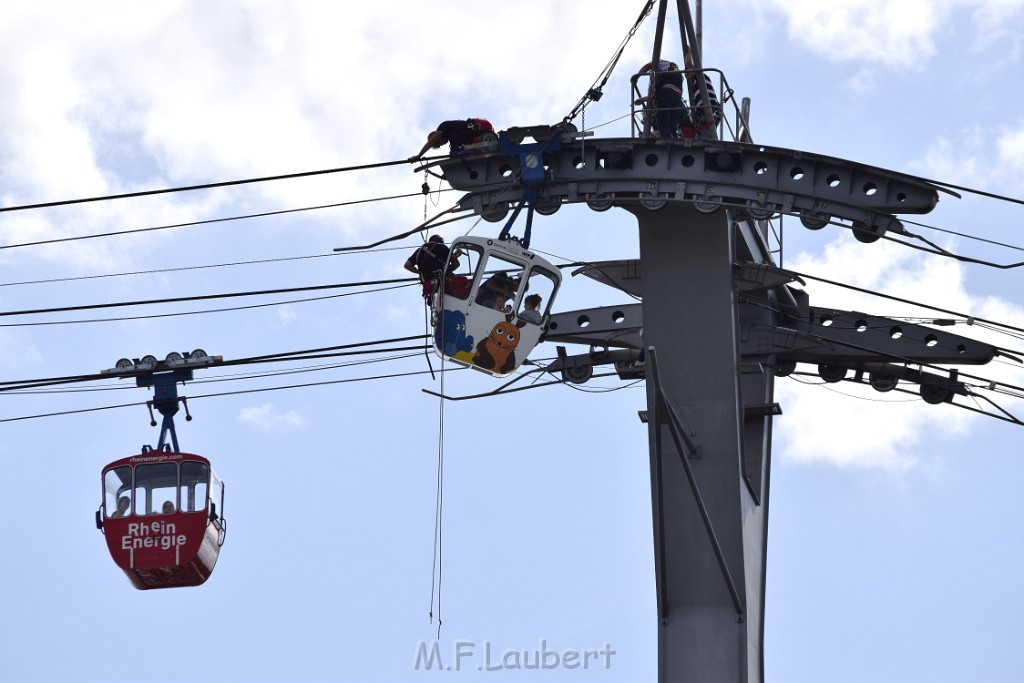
top-left (1, 2), bottom-right (1023, 682)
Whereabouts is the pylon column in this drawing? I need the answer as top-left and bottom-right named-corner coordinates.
top-left (633, 204), bottom-right (766, 683)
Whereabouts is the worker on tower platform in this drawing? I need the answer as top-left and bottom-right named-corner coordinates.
top-left (416, 118), bottom-right (494, 158)
top-left (635, 59), bottom-right (691, 138)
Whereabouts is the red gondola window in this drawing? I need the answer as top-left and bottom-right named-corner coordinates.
top-left (104, 466), bottom-right (133, 519)
top-left (179, 461), bottom-right (209, 513)
top-left (135, 463), bottom-right (178, 516)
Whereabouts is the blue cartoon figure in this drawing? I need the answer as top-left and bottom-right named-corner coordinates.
top-left (435, 309), bottom-right (475, 357)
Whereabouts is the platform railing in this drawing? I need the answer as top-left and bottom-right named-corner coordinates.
top-left (629, 67), bottom-right (748, 143)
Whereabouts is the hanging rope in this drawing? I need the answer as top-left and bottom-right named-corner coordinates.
top-left (428, 292), bottom-right (446, 637)
top-left (421, 299), bottom-right (436, 380)
top-left (581, 106), bottom-right (588, 168)
top-left (431, 361), bottom-right (445, 638)
top-left (422, 170), bottom-right (431, 222)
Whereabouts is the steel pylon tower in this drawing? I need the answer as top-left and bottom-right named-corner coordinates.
top-left (423, 1), bottom-right (999, 679)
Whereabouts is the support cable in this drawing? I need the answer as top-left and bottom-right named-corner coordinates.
top-left (0, 283), bottom-right (416, 328)
top-left (902, 218), bottom-right (1024, 254)
top-left (1, 251), bottom-right (342, 289)
top-left (892, 228), bottom-right (1024, 270)
top-left (780, 267), bottom-right (1024, 337)
top-left (789, 370), bottom-right (1024, 427)
top-left (2, 352), bottom-right (427, 395)
top-left (0, 277), bottom-right (419, 320)
top-left (0, 190), bottom-right (434, 251)
top-left (918, 177), bottom-right (1024, 208)
top-left (0, 156), bottom-right (431, 214)
top-left (333, 204), bottom-right (470, 252)
top-left (0, 334), bottom-right (429, 391)
top-left (0, 365), bottom-right (465, 425)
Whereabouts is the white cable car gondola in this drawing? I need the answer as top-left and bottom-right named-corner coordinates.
top-left (430, 235), bottom-right (561, 377)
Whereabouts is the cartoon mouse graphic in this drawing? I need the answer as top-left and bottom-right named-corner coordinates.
top-left (472, 314), bottom-right (527, 374)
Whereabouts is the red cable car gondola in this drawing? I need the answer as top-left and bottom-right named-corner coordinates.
top-left (98, 451), bottom-right (225, 590)
top-left (95, 351), bottom-right (226, 589)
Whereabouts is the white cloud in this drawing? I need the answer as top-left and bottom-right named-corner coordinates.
top-left (384, 304), bottom-right (418, 322)
top-left (971, 0), bottom-right (1024, 58)
top-left (755, 0), bottom-right (1024, 86)
top-left (904, 120), bottom-right (1024, 194)
top-left (0, 331), bottom-right (45, 375)
top-left (764, 0), bottom-right (944, 67)
top-left (275, 306), bottom-right (298, 327)
top-left (997, 126), bottom-right (1024, 174)
top-left (237, 401), bottom-right (308, 432)
top-left (774, 381), bottom-right (925, 469)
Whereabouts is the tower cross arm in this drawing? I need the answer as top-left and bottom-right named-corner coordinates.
top-left (438, 137), bottom-right (945, 243)
top-left (740, 304), bottom-right (998, 366)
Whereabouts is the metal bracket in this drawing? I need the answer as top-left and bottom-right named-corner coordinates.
top-left (647, 347), bottom-right (744, 618)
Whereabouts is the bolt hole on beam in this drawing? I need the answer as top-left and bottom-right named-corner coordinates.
top-left (925, 334), bottom-right (939, 347)
top-left (754, 161), bottom-right (768, 175)
top-left (612, 310), bottom-right (625, 323)
top-left (855, 320), bottom-right (868, 332)
top-left (827, 174), bottom-right (841, 188)
top-left (890, 326), bottom-right (903, 339)
top-left (790, 167), bottom-right (805, 180)
top-left (577, 315), bottom-right (591, 328)
top-left (863, 181), bottom-right (878, 196)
